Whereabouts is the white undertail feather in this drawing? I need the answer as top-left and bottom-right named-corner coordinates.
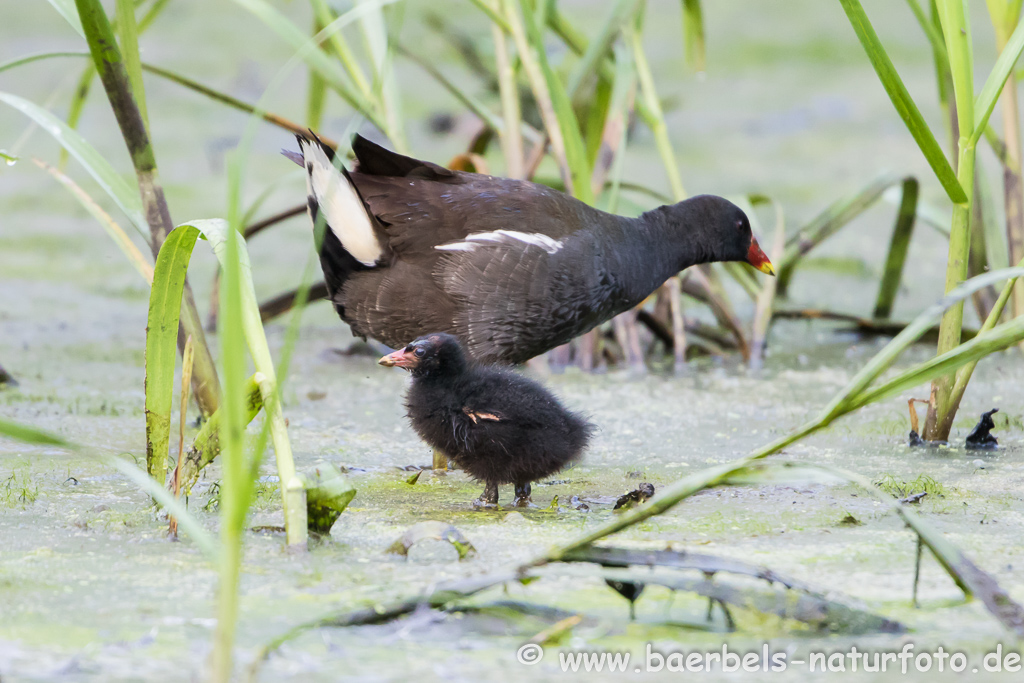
top-left (300, 139), bottom-right (382, 266)
top-left (435, 230), bottom-right (563, 255)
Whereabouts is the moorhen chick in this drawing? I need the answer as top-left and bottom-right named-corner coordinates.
top-left (288, 134), bottom-right (774, 364)
top-left (379, 333), bottom-right (594, 507)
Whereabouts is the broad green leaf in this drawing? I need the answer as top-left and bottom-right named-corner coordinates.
top-left (0, 91), bottom-right (147, 237)
top-left (839, 0), bottom-right (967, 204)
top-left (145, 225), bottom-right (201, 484)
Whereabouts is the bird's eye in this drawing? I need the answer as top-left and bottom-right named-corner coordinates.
top-left (736, 220), bottom-right (745, 231)
top-left (414, 347), bottom-right (426, 357)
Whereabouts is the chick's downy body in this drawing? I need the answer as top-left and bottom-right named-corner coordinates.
top-left (380, 333), bottom-right (593, 507)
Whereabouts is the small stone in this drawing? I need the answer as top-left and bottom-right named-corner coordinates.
top-left (92, 504), bottom-right (110, 513)
top-left (973, 459), bottom-right (987, 470)
top-left (503, 511), bottom-right (529, 524)
top-left (406, 539), bottom-right (460, 564)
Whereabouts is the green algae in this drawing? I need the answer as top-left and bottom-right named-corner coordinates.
top-left (2, 0), bottom-right (1024, 680)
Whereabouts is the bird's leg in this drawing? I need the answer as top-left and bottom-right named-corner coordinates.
top-left (472, 481), bottom-right (499, 509)
top-left (513, 482), bottom-right (536, 508)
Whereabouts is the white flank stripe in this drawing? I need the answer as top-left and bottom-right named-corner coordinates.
top-left (435, 229), bottom-right (563, 255)
top-left (435, 242), bottom-right (478, 253)
top-left (301, 139), bottom-right (382, 266)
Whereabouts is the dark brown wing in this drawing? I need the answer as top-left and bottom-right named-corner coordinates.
top-left (348, 135), bottom-right (601, 254)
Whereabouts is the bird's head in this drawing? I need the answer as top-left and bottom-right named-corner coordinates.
top-left (378, 332), bottom-right (467, 377)
top-left (658, 195), bottom-right (774, 276)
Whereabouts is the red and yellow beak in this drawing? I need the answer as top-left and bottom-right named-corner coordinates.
top-left (378, 348), bottom-right (417, 369)
top-left (747, 236), bottom-right (775, 276)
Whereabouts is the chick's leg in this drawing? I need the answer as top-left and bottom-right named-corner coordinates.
top-left (513, 482), bottom-right (536, 508)
top-left (473, 481), bottom-right (499, 509)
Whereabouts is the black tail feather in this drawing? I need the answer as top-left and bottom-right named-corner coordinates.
top-left (351, 134), bottom-right (453, 179)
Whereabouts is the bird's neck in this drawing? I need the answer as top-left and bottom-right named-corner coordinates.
top-left (607, 209), bottom-right (706, 304)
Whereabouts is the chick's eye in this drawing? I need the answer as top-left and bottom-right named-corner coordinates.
top-left (414, 347), bottom-right (426, 357)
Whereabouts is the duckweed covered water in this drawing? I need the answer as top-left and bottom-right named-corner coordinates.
top-left (2, 1), bottom-right (1023, 680)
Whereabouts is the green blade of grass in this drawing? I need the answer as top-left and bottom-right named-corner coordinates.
top-left (849, 308), bottom-right (1024, 411)
top-left (0, 90), bottom-right (147, 236)
top-left (183, 219), bottom-right (301, 546)
top-left (681, 0), bottom-right (706, 72)
top-left (778, 172), bottom-right (904, 290)
top-left (44, 0), bottom-right (85, 37)
top-left (145, 225), bottom-right (201, 485)
top-left (838, 0), bottom-right (967, 204)
top-left (63, 64), bottom-right (96, 169)
top-left (592, 41), bottom-right (635, 202)
top-left (492, 19), bottom-right (523, 177)
top-left (972, 9), bottom-right (1024, 146)
top-left (397, 45), bottom-right (506, 133)
top-left (212, 212), bottom-right (247, 683)
top-left (229, 0), bottom-right (389, 133)
top-left (726, 462), bottom-right (1023, 633)
top-left (310, 0), bottom-right (373, 100)
top-left (141, 62), bottom-right (335, 145)
top-left (176, 374), bottom-right (264, 495)
top-left (357, 0), bottom-right (408, 151)
top-left (107, 457), bottom-right (217, 561)
top-left (818, 266), bottom-right (1024, 421)
top-left (115, 0), bottom-right (148, 130)
top-left (566, 0), bottom-right (638, 97)
top-left (305, 16), bottom-right (328, 131)
top-left (873, 177), bottom-right (919, 319)
top-left (0, 417), bottom-right (72, 447)
top-left (935, 0), bottom-right (975, 137)
top-left (628, 17), bottom-right (686, 201)
top-left (506, 0), bottom-right (593, 202)
top-left (32, 157), bottom-right (154, 283)
top-left (0, 51), bottom-right (88, 73)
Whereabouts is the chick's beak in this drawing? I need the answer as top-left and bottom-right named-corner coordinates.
top-left (747, 236), bottom-right (775, 276)
top-left (378, 348), bottom-right (417, 369)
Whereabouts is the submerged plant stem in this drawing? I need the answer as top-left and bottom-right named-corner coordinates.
top-left (924, 143), bottom-right (975, 440)
top-left (74, 0), bottom-right (221, 415)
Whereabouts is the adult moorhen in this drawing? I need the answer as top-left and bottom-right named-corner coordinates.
top-left (379, 333), bottom-right (594, 508)
top-left (289, 134), bottom-right (774, 364)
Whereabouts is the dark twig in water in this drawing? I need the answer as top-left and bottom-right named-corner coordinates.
top-left (912, 535), bottom-right (923, 608)
top-left (244, 204), bottom-right (307, 240)
top-left (965, 409), bottom-right (999, 450)
top-left (259, 282), bottom-right (330, 323)
top-left (774, 308), bottom-right (978, 343)
top-left (614, 483), bottom-right (655, 510)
